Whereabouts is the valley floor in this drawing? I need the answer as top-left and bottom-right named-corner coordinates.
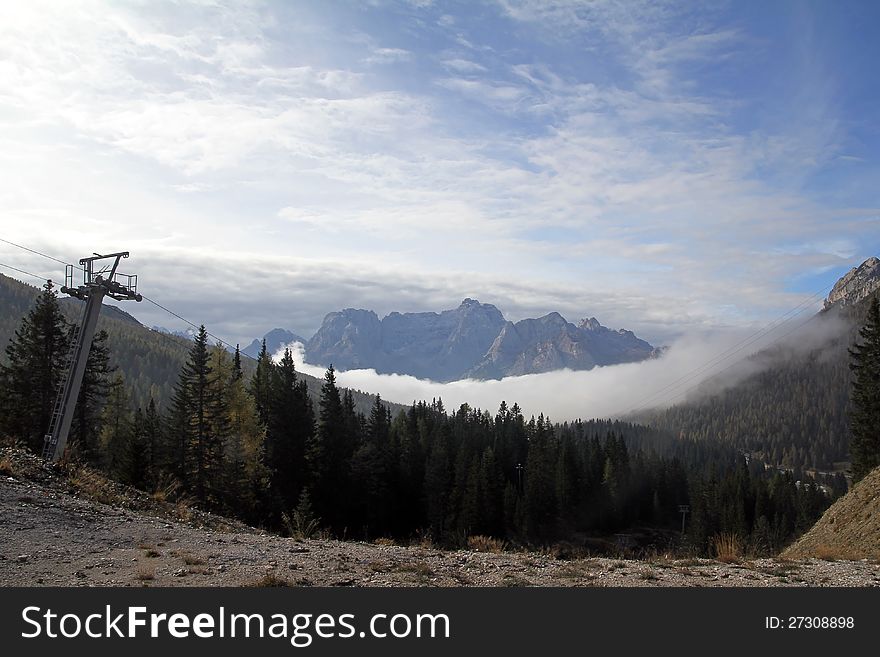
top-left (1, 455), bottom-right (879, 587)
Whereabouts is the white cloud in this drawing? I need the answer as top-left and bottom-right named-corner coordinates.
top-left (441, 58), bottom-right (487, 73)
top-left (273, 308), bottom-right (843, 419)
top-left (365, 47), bottom-right (411, 64)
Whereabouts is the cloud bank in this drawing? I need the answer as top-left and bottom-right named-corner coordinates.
top-left (272, 309), bottom-right (847, 421)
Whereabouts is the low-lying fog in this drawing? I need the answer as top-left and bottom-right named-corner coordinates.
top-left (273, 310), bottom-right (846, 421)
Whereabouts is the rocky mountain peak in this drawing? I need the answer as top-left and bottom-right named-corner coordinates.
top-left (578, 317), bottom-right (603, 331)
top-left (824, 257), bottom-right (880, 309)
top-left (456, 298), bottom-right (504, 319)
top-left (241, 328), bottom-right (306, 360)
top-left (535, 311), bottom-right (567, 327)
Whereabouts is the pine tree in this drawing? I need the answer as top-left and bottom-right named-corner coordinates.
top-left (142, 397), bottom-right (162, 489)
top-left (101, 373), bottom-right (134, 482)
top-left (206, 346), bottom-right (233, 503)
top-left (524, 415), bottom-right (558, 538)
top-left (0, 281), bottom-right (69, 451)
top-left (225, 346), bottom-right (270, 522)
top-left (168, 325), bottom-right (220, 505)
top-left (849, 296), bottom-right (880, 482)
top-left (307, 365), bottom-right (355, 529)
top-left (266, 348), bottom-right (313, 514)
top-left (232, 344), bottom-right (242, 382)
top-left (72, 329), bottom-right (115, 464)
top-left (249, 339), bottom-right (272, 427)
top-left (424, 430), bottom-right (451, 540)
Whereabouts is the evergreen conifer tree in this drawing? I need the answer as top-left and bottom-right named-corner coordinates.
top-left (0, 281), bottom-right (69, 450)
top-left (849, 296), bottom-right (880, 482)
top-left (266, 348), bottom-right (312, 513)
top-left (168, 325), bottom-right (220, 505)
top-left (72, 328), bottom-right (114, 463)
top-left (249, 339), bottom-right (272, 427)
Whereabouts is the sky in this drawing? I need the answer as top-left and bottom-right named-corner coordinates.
top-left (1, 0), bottom-right (879, 351)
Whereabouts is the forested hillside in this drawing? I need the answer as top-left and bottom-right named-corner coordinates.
top-left (0, 273), bottom-right (402, 416)
top-left (640, 292), bottom-right (879, 475)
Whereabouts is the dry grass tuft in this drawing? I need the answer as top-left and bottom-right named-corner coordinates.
top-left (135, 565), bottom-right (155, 581)
top-left (712, 533), bottom-right (742, 563)
top-left (373, 537), bottom-right (396, 546)
top-left (396, 562), bottom-right (434, 577)
top-left (150, 476), bottom-right (181, 504)
top-left (67, 467), bottom-right (123, 506)
top-left (170, 550), bottom-right (205, 566)
top-left (413, 531), bottom-right (434, 550)
top-left (281, 510), bottom-right (320, 540)
top-left (467, 535), bottom-right (506, 553)
top-left (175, 499), bottom-right (194, 522)
top-left (813, 544), bottom-right (861, 562)
top-left (548, 541), bottom-right (588, 561)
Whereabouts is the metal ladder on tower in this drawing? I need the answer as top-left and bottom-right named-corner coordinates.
top-left (41, 309), bottom-right (85, 460)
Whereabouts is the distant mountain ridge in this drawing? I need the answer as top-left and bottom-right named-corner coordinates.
top-left (301, 298), bottom-right (658, 381)
top-left (242, 328), bottom-right (306, 360)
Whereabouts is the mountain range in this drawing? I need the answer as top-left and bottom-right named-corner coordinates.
top-left (262, 298), bottom-right (658, 382)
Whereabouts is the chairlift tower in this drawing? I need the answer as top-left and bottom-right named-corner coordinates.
top-left (42, 252), bottom-right (142, 462)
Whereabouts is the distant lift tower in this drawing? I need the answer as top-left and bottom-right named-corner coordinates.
top-left (42, 252), bottom-right (142, 462)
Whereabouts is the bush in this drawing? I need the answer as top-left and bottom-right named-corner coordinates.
top-left (282, 488), bottom-right (321, 540)
top-left (711, 533), bottom-right (742, 563)
top-left (467, 535), bottom-right (505, 553)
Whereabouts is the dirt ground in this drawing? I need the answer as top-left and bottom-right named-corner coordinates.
top-left (2, 450), bottom-right (879, 588)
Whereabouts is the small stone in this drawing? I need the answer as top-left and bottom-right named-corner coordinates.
top-left (16, 554), bottom-right (28, 563)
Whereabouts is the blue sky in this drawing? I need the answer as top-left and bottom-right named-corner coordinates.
top-left (0, 0), bottom-right (878, 347)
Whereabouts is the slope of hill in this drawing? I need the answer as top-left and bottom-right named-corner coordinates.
top-left (3, 447), bottom-right (878, 587)
top-left (783, 465), bottom-right (880, 560)
top-left (1, 273), bottom-right (192, 411)
top-left (640, 263), bottom-right (880, 475)
top-left (0, 274), bottom-right (403, 417)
